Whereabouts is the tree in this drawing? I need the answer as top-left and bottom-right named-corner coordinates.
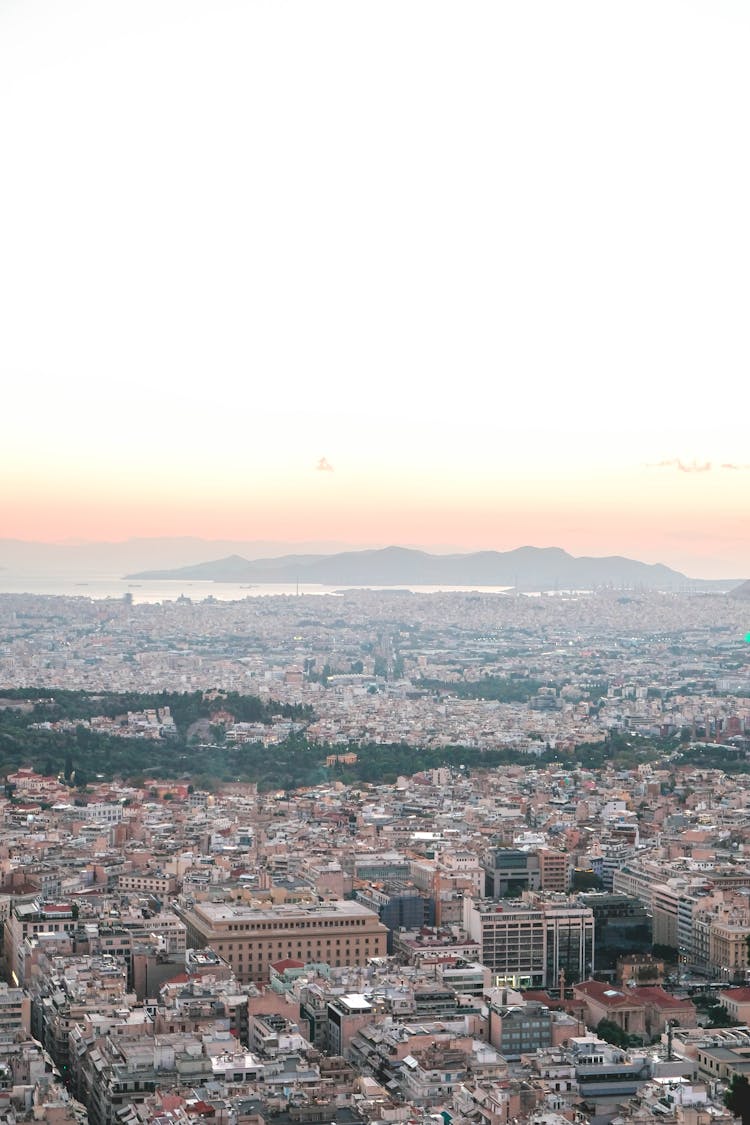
top-left (725, 1074), bottom-right (750, 1125)
top-left (596, 1019), bottom-right (643, 1049)
top-left (652, 944), bottom-right (679, 963)
top-left (572, 869), bottom-right (604, 892)
top-left (596, 1019), bottom-right (629, 1048)
top-left (707, 1007), bottom-right (739, 1029)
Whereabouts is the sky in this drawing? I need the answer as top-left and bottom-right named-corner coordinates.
top-left (1, 1), bottom-right (748, 578)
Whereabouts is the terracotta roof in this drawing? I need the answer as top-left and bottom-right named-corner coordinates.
top-left (158, 1096), bottom-right (184, 1112)
top-left (270, 958), bottom-right (305, 972)
top-left (574, 980), bottom-right (639, 1007)
top-left (576, 979), bottom-right (694, 1011)
top-left (719, 987), bottom-right (750, 1003)
top-left (163, 972), bottom-right (198, 986)
top-left (629, 986), bottom-right (695, 1009)
top-left (187, 1101), bottom-right (215, 1117)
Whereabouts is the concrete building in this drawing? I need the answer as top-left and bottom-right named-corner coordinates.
top-left (4, 900), bottom-right (77, 985)
top-left (327, 993), bottom-right (373, 1056)
top-left (487, 997), bottom-right (555, 1058)
top-left (482, 849), bottom-right (540, 898)
top-left (354, 881), bottom-right (435, 952)
top-left (177, 900), bottom-right (388, 982)
top-left (0, 981), bottom-right (31, 1043)
top-left (462, 897), bottom-right (594, 989)
top-left (709, 915), bottom-right (750, 983)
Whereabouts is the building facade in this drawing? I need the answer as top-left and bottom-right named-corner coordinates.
top-left (462, 897), bottom-right (594, 989)
top-left (176, 900), bottom-right (388, 983)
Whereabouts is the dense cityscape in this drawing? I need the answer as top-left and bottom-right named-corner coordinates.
top-left (3, 0), bottom-right (746, 1121)
top-left (2, 585), bottom-right (750, 1125)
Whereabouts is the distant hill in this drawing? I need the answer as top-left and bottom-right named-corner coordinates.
top-left (126, 545), bottom-right (710, 590)
top-left (728, 580), bottom-right (750, 600)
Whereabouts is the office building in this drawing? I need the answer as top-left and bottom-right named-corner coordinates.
top-left (176, 900), bottom-right (388, 983)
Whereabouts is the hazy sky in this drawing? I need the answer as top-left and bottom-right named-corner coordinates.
top-left (1, 1), bottom-right (748, 577)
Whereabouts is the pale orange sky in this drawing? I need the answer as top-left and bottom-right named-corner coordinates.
top-left (1, 1), bottom-right (748, 579)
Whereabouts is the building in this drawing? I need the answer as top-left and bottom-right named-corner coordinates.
top-left (487, 997), bottom-right (555, 1058)
top-left (539, 850), bottom-right (571, 894)
top-left (573, 980), bottom-right (697, 1040)
top-left (116, 871), bottom-right (178, 896)
top-left (462, 896), bottom-right (594, 989)
top-left (4, 901), bottom-right (78, 985)
top-left (354, 881), bottom-right (435, 952)
top-left (0, 981), bottom-right (31, 1043)
top-left (176, 900), bottom-right (388, 983)
top-left (577, 892), bottom-right (652, 971)
top-left (482, 848), bottom-right (570, 899)
top-left (482, 849), bottom-right (540, 898)
top-left (327, 993), bottom-right (373, 1056)
top-left (718, 987), bottom-right (750, 1024)
top-left (709, 915), bottom-right (750, 983)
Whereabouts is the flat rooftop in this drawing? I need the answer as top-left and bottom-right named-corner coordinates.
top-left (192, 900), bottom-right (379, 923)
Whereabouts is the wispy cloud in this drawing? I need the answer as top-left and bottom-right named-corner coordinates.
top-left (648, 458), bottom-right (713, 473)
top-left (647, 459), bottom-right (750, 474)
top-left (316, 456), bottom-right (334, 472)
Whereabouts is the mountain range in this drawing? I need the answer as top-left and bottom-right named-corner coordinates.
top-left (126, 545), bottom-right (740, 590)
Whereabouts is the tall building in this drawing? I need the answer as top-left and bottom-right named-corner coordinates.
top-left (576, 892), bottom-right (652, 971)
top-left (176, 900), bottom-right (388, 983)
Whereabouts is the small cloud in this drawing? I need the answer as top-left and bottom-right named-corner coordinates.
top-left (677, 459), bottom-right (712, 473)
top-left (316, 456), bottom-right (334, 472)
top-left (647, 458), bottom-right (712, 473)
top-left (721, 463), bottom-right (750, 471)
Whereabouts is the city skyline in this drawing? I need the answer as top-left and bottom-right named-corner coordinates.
top-left (1, 1), bottom-right (748, 579)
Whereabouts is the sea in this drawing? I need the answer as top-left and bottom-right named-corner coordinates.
top-left (0, 572), bottom-right (517, 604)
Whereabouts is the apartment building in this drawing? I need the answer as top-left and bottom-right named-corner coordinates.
top-left (0, 981), bottom-right (31, 1043)
top-left (539, 849), bottom-right (571, 894)
top-left (4, 901), bottom-right (77, 984)
top-left (117, 872), bottom-right (178, 896)
top-left (709, 915), bottom-right (750, 983)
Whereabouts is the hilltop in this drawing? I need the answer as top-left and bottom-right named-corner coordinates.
top-left (127, 544), bottom-right (712, 590)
